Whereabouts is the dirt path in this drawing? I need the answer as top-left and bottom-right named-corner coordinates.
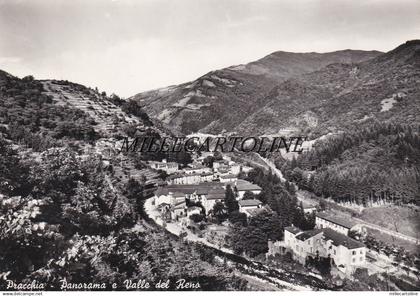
top-left (255, 154), bottom-right (286, 182)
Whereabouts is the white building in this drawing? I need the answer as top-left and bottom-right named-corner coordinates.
top-left (167, 172), bottom-right (214, 185)
top-left (219, 174), bottom-right (238, 183)
top-left (301, 202), bottom-right (317, 214)
top-left (238, 199), bottom-right (263, 216)
top-left (269, 226), bottom-right (366, 276)
top-left (213, 160), bottom-right (230, 171)
top-left (149, 159), bottom-right (179, 174)
top-left (187, 206), bottom-right (202, 217)
top-left (183, 165), bottom-right (212, 175)
top-left (229, 164), bottom-right (241, 175)
top-left (228, 179), bottom-right (262, 200)
top-left (172, 200), bottom-right (187, 220)
top-left (154, 182), bottom-right (226, 216)
top-left (201, 188), bottom-right (226, 215)
top-left (315, 212), bottom-right (363, 236)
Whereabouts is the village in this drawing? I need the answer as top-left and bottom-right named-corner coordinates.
top-left (88, 132), bottom-right (419, 287)
top-left (149, 153), bottom-right (263, 219)
top-left (142, 150), bottom-right (418, 283)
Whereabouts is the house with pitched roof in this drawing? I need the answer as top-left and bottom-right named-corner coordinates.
top-left (167, 173), bottom-right (211, 185)
top-left (238, 199), bottom-right (263, 216)
top-left (183, 164), bottom-right (212, 175)
top-left (172, 199), bottom-right (187, 220)
top-left (268, 225), bottom-right (367, 276)
top-left (219, 174), bottom-right (238, 183)
top-left (300, 202), bottom-right (317, 214)
top-left (201, 187), bottom-right (226, 214)
top-left (228, 179), bottom-right (262, 200)
top-left (315, 212), bottom-right (364, 235)
top-left (149, 159), bottom-right (179, 174)
top-left (154, 182), bottom-right (226, 216)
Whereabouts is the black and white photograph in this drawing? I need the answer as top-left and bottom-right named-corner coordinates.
top-left (0, 0), bottom-right (420, 293)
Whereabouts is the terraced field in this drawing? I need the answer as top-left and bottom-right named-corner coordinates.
top-left (41, 80), bottom-right (160, 186)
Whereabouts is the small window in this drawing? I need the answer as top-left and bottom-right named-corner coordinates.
top-left (352, 258), bottom-right (356, 263)
top-left (334, 250), bottom-right (336, 255)
top-left (308, 241), bottom-right (310, 245)
top-left (360, 250), bottom-right (363, 254)
top-left (352, 251), bottom-right (356, 255)
top-left (360, 257), bottom-right (363, 262)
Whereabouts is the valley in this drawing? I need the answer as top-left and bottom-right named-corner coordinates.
top-left (1, 40), bottom-right (420, 291)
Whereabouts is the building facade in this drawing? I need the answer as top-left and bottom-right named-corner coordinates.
top-left (149, 159), bottom-right (179, 174)
top-left (270, 226), bottom-right (367, 276)
top-left (315, 212), bottom-right (363, 236)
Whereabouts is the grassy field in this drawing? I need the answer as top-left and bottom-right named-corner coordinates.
top-left (357, 206), bottom-right (420, 238)
top-left (296, 189), bottom-right (420, 239)
top-left (367, 227), bottom-right (420, 254)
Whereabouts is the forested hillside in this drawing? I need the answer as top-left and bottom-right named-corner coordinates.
top-left (0, 70), bottom-right (245, 290)
top-left (280, 122), bottom-right (420, 206)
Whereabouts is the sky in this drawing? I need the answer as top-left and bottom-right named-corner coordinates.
top-left (0, 0), bottom-right (419, 97)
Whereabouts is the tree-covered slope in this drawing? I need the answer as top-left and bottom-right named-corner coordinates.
top-left (0, 71), bottom-right (245, 291)
top-left (280, 122), bottom-right (420, 206)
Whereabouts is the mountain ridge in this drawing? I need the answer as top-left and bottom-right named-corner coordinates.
top-left (132, 41), bottom-right (419, 138)
top-left (131, 48), bottom-right (383, 135)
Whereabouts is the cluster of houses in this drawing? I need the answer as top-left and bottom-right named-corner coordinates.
top-left (149, 159), bottom-right (179, 174)
top-left (148, 156), bottom-right (253, 186)
top-left (153, 179), bottom-right (263, 221)
top-left (150, 154), bottom-right (265, 220)
top-left (149, 154), bottom-right (370, 277)
top-left (268, 212), bottom-right (367, 276)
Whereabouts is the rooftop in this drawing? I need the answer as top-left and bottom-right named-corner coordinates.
top-left (155, 186), bottom-right (194, 196)
top-left (185, 164), bottom-right (208, 170)
top-left (201, 172), bottom-right (213, 176)
top-left (238, 199), bottom-right (262, 207)
top-left (157, 202), bottom-right (170, 208)
top-left (244, 207), bottom-right (266, 217)
top-left (155, 182), bottom-right (225, 196)
top-left (229, 179), bottom-right (262, 191)
top-left (220, 174), bottom-right (237, 179)
top-left (172, 191), bottom-right (186, 197)
top-left (284, 226), bottom-right (302, 235)
top-left (206, 192), bottom-right (226, 200)
top-left (316, 212), bottom-right (357, 229)
top-left (285, 226), bottom-right (365, 249)
top-left (295, 229), bottom-right (323, 241)
top-left (149, 160), bottom-right (178, 166)
top-left (301, 202), bottom-right (317, 209)
top-left (323, 228), bottom-right (365, 249)
top-left (173, 200), bottom-right (186, 209)
top-left (187, 206), bottom-right (202, 212)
